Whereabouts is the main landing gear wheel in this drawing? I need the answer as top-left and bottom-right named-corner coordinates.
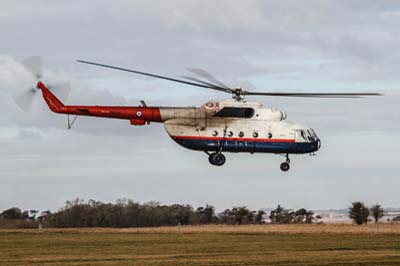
top-left (208, 153), bottom-right (226, 166)
top-left (280, 154), bottom-right (290, 172)
top-left (280, 162), bottom-right (290, 172)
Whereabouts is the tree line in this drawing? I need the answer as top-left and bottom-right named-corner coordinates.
top-left (0, 199), bottom-right (321, 228)
top-left (0, 199), bottom-right (393, 229)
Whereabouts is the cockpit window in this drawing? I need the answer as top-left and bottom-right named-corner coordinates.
top-left (300, 130), bottom-right (306, 140)
top-left (309, 129), bottom-right (318, 138)
top-left (214, 107), bottom-right (254, 118)
top-left (305, 129), bottom-right (318, 142)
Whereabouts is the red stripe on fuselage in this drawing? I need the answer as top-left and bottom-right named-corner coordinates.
top-left (172, 135), bottom-right (296, 143)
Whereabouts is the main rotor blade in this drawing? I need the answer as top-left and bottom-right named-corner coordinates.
top-left (77, 60), bottom-right (222, 91)
top-left (186, 68), bottom-right (231, 90)
top-left (244, 92), bottom-right (382, 98)
top-left (181, 76), bottom-right (233, 94)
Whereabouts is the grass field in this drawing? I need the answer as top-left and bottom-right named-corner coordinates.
top-left (1, 224), bottom-right (400, 266)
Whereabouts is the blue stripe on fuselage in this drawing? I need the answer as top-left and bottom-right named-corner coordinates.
top-left (172, 138), bottom-right (320, 154)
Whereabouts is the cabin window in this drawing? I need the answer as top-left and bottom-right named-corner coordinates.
top-left (212, 130), bottom-right (218, 136)
top-left (253, 132), bottom-right (259, 138)
top-left (238, 131), bottom-right (244, 137)
top-left (268, 132), bottom-right (273, 139)
top-left (214, 107), bottom-right (255, 118)
top-left (227, 131), bottom-right (233, 137)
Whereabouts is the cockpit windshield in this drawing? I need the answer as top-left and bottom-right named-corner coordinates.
top-left (309, 129), bottom-right (318, 138)
top-left (299, 129), bottom-right (318, 142)
top-left (306, 129), bottom-right (318, 142)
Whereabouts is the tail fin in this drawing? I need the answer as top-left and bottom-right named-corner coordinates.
top-left (37, 81), bottom-right (66, 113)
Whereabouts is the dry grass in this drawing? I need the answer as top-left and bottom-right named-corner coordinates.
top-left (1, 224), bottom-right (400, 266)
top-left (2, 223), bottom-right (400, 235)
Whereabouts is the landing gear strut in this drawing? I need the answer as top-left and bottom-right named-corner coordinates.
top-left (280, 154), bottom-right (290, 172)
top-left (208, 152), bottom-right (226, 166)
top-left (208, 126), bottom-right (227, 166)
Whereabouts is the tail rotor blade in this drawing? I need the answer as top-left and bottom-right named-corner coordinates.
top-left (13, 88), bottom-right (37, 112)
top-left (23, 56), bottom-right (42, 79)
top-left (23, 56), bottom-right (43, 79)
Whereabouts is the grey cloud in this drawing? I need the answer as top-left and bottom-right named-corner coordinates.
top-left (2, 1), bottom-right (400, 81)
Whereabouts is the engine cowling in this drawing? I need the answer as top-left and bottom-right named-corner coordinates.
top-left (259, 108), bottom-right (287, 121)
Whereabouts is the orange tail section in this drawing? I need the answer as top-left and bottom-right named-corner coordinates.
top-left (37, 81), bottom-right (66, 113)
top-left (36, 81), bottom-right (162, 124)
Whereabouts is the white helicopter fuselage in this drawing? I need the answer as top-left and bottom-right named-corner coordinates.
top-left (161, 99), bottom-right (321, 154)
top-left (36, 81), bottom-right (320, 170)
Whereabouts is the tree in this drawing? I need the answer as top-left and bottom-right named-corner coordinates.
top-left (293, 208), bottom-right (315, 224)
top-left (269, 205), bottom-right (294, 224)
top-left (219, 206), bottom-right (254, 225)
top-left (304, 210), bottom-right (315, 224)
top-left (1, 208), bottom-right (22, 219)
top-left (232, 206), bottom-right (252, 225)
top-left (370, 204), bottom-right (384, 223)
top-left (196, 204), bottom-right (215, 224)
top-left (294, 208), bottom-right (307, 223)
top-left (370, 204), bottom-right (384, 233)
top-left (172, 204), bottom-right (193, 225)
top-left (220, 208), bottom-right (235, 224)
top-left (349, 202), bottom-right (369, 225)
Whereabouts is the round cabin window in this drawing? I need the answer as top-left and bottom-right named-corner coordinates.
top-left (268, 132), bottom-right (273, 139)
top-left (212, 130), bottom-right (218, 136)
top-left (238, 131), bottom-right (244, 138)
top-left (227, 131), bottom-right (233, 137)
top-left (253, 132), bottom-right (259, 138)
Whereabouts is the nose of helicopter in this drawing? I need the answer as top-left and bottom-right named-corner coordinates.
top-left (310, 137), bottom-right (321, 152)
top-left (305, 128), bottom-right (321, 153)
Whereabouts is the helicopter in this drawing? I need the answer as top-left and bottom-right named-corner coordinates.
top-left (15, 57), bottom-right (381, 171)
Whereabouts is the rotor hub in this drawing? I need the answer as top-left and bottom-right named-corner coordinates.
top-left (232, 87), bottom-right (245, 101)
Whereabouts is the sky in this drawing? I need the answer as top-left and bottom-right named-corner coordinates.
top-left (1, 0), bottom-right (399, 212)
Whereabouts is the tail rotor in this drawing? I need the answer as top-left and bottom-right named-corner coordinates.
top-left (13, 56), bottom-right (70, 112)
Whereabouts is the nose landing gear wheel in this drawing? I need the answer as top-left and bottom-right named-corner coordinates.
top-left (208, 153), bottom-right (226, 166)
top-left (280, 162), bottom-right (290, 172)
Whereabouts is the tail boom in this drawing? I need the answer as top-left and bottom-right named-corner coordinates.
top-left (37, 81), bottom-right (162, 124)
